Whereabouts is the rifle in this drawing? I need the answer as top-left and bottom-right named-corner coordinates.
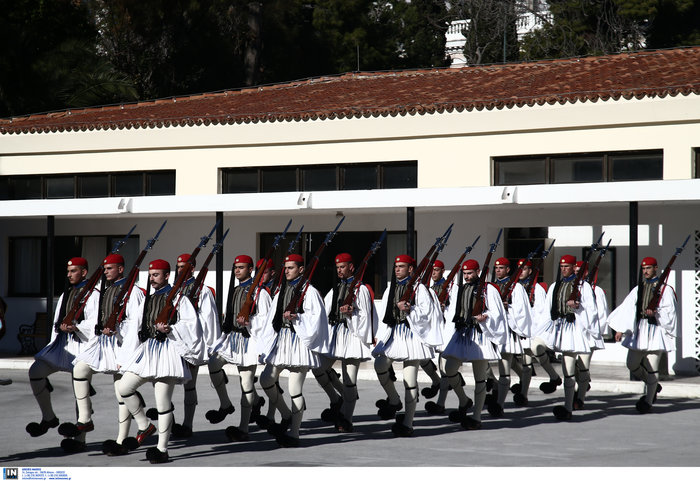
top-left (567, 232), bottom-right (605, 303)
top-left (645, 234), bottom-right (690, 313)
top-left (341, 229), bottom-right (387, 310)
top-left (420, 227), bottom-right (452, 286)
top-left (272, 224), bottom-right (304, 296)
top-left (60, 225), bottom-right (136, 331)
top-left (234, 219), bottom-right (293, 326)
top-left (187, 228), bottom-right (230, 310)
top-left (102, 221), bottom-right (167, 335)
top-left (527, 239), bottom-right (555, 306)
top-left (471, 229), bottom-right (503, 318)
top-left (587, 238), bottom-right (612, 289)
top-left (285, 217), bottom-right (345, 314)
top-left (438, 235), bottom-right (481, 306)
top-left (155, 221), bottom-right (219, 331)
top-left (399, 224), bottom-right (453, 305)
top-left (499, 244), bottom-right (542, 305)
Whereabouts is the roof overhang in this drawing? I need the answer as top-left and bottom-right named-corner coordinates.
top-left (1, 179), bottom-right (699, 219)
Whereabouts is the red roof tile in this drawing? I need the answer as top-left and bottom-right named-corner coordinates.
top-left (2, 47), bottom-right (699, 135)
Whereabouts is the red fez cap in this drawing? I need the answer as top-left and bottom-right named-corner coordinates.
top-left (575, 260), bottom-right (584, 268)
top-left (177, 253), bottom-right (191, 263)
top-left (560, 255), bottom-right (576, 265)
top-left (285, 254), bottom-right (304, 264)
top-left (335, 253), bottom-right (353, 264)
top-left (68, 257), bottom-right (88, 268)
top-left (462, 259), bottom-right (479, 270)
top-left (149, 259), bottom-right (170, 271)
top-left (494, 257), bottom-right (510, 267)
top-left (433, 260), bottom-right (445, 269)
top-left (394, 254), bottom-right (415, 266)
top-left (641, 257), bottom-right (658, 267)
top-left (103, 254), bottom-right (124, 265)
top-left (518, 258), bottom-right (532, 267)
top-left (234, 255), bottom-right (253, 266)
top-left (256, 258), bottom-right (270, 269)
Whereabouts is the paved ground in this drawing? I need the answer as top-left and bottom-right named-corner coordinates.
top-left (1, 357), bottom-right (700, 469)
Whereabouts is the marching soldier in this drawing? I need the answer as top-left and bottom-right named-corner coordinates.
top-left (488, 257), bottom-right (531, 417)
top-left (314, 253), bottom-right (376, 432)
top-left (166, 254), bottom-right (219, 438)
top-left (373, 254), bottom-right (443, 437)
top-left (207, 255), bottom-right (270, 441)
top-left (608, 257), bottom-right (676, 413)
top-left (420, 260), bottom-right (447, 402)
top-left (572, 260), bottom-right (608, 410)
top-left (26, 257), bottom-right (99, 438)
top-left (544, 255), bottom-right (596, 421)
top-left (61, 254), bottom-right (146, 454)
top-left (257, 254), bottom-right (329, 447)
top-left (117, 259), bottom-right (199, 463)
top-left (441, 259), bottom-right (506, 430)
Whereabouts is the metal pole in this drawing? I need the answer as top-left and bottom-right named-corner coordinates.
top-left (629, 202), bottom-right (638, 290)
top-left (406, 207), bottom-right (415, 259)
top-left (46, 216), bottom-right (55, 334)
top-left (216, 212), bottom-right (224, 316)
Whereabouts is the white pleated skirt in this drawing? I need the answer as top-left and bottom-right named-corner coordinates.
top-left (371, 323), bottom-right (435, 362)
top-left (263, 327), bottom-right (320, 368)
top-left (622, 319), bottom-right (670, 352)
top-left (212, 331), bottom-right (260, 367)
top-left (121, 338), bottom-right (191, 383)
top-left (35, 332), bottom-right (83, 372)
top-left (442, 327), bottom-right (501, 362)
top-left (551, 319), bottom-right (591, 354)
top-left (74, 334), bottom-right (120, 373)
top-left (534, 320), bottom-right (557, 350)
top-left (501, 329), bottom-right (524, 355)
top-left (326, 323), bottom-right (372, 361)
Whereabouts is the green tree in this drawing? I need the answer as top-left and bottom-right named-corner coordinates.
top-left (0, 0), bottom-right (136, 117)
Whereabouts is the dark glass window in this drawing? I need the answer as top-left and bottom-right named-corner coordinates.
top-left (610, 153), bottom-right (663, 181)
top-left (553, 156), bottom-right (604, 183)
top-left (114, 173), bottom-right (144, 196)
top-left (10, 176), bottom-right (43, 199)
top-left (0, 177), bottom-right (10, 200)
top-left (494, 150), bottom-right (662, 185)
top-left (223, 169), bottom-right (258, 193)
top-left (262, 168), bottom-right (296, 192)
top-left (342, 165), bottom-right (378, 190)
top-left (383, 162), bottom-right (417, 189)
top-left (79, 175), bottom-right (109, 198)
top-left (46, 176), bottom-right (75, 198)
top-left (146, 171), bottom-right (176, 196)
top-left (497, 159), bottom-right (546, 185)
top-left (303, 167), bottom-right (336, 191)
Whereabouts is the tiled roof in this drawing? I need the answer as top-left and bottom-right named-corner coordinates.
top-left (2, 47), bottom-right (700, 135)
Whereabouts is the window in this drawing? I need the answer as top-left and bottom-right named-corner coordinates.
top-left (695, 148), bottom-right (700, 178)
top-left (494, 150), bottom-right (663, 185)
top-left (8, 234), bottom-right (140, 297)
top-left (0, 171), bottom-right (175, 200)
top-left (221, 161), bottom-right (417, 193)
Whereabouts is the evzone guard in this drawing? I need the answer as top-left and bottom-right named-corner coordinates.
top-left (26, 257), bottom-right (100, 438)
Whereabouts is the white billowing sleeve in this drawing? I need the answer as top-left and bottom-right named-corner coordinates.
top-left (507, 283), bottom-right (532, 338)
top-left (116, 287), bottom-right (145, 366)
top-left (406, 283), bottom-right (443, 348)
top-left (198, 287), bottom-right (221, 351)
top-left (73, 289), bottom-right (100, 343)
top-left (607, 287), bottom-right (638, 335)
top-left (170, 296), bottom-right (203, 361)
top-left (345, 285), bottom-right (376, 345)
top-left (593, 285), bottom-right (609, 335)
top-left (656, 285), bottom-right (678, 341)
top-left (576, 281), bottom-right (596, 336)
top-left (247, 288), bottom-right (272, 340)
top-left (481, 283), bottom-right (507, 346)
top-left (292, 285), bottom-right (329, 354)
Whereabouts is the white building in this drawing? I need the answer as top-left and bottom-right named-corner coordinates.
top-left (1, 46), bottom-right (699, 374)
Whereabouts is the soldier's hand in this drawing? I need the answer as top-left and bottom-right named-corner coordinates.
top-left (475, 314), bottom-right (487, 323)
top-left (614, 332), bottom-right (623, 342)
top-left (645, 308), bottom-right (656, 317)
top-left (237, 315), bottom-right (250, 327)
top-left (397, 301), bottom-right (411, 312)
top-left (566, 300), bottom-right (580, 310)
top-left (340, 305), bottom-right (354, 315)
top-left (156, 322), bottom-right (171, 334)
top-left (283, 311), bottom-right (297, 321)
top-left (102, 327), bottom-right (115, 336)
